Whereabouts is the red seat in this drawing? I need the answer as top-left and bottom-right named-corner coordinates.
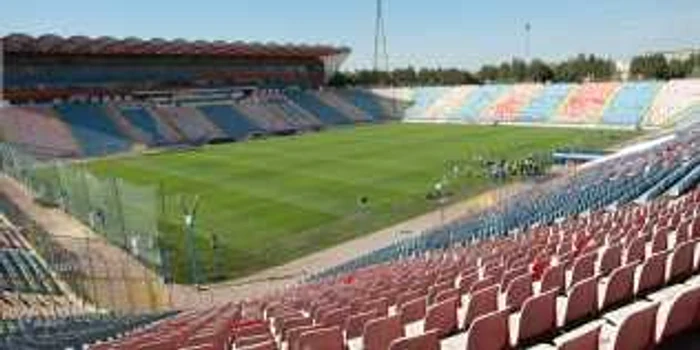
top-left (388, 329), bottom-right (439, 350)
top-left (429, 280), bottom-right (454, 303)
top-left (541, 264), bottom-right (565, 293)
top-left (636, 251), bottom-right (668, 295)
top-left (279, 317), bottom-right (312, 340)
top-left (319, 306), bottom-right (351, 328)
top-left (399, 296), bottom-right (426, 325)
top-left (435, 288), bottom-right (461, 307)
top-left (363, 315), bottom-right (404, 350)
top-left (514, 288), bottom-right (558, 347)
top-left (600, 245), bottom-right (622, 277)
top-left (470, 276), bottom-right (498, 294)
top-left (464, 285), bottom-right (499, 330)
top-left (600, 263), bottom-right (637, 311)
top-left (555, 324), bottom-right (601, 350)
top-left (425, 296), bottom-right (458, 337)
top-left (297, 326), bottom-right (343, 350)
top-left (286, 324), bottom-right (323, 350)
top-left (561, 276), bottom-right (598, 328)
top-left (345, 310), bottom-right (380, 339)
top-left (237, 340), bottom-right (276, 350)
top-left (466, 309), bottom-right (511, 350)
top-left (570, 253), bottom-right (596, 288)
top-left (459, 272), bottom-right (479, 294)
top-left (651, 230), bottom-right (667, 253)
top-left (504, 273), bottom-right (533, 311)
top-left (396, 289), bottom-right (425, 308)
top-left (625, 236), bottom-right (646, 264)
top-left (610, 303), bottom-right (659, 350)
top-left (361, 297), bottom-right (389, 316)
top-left (657, 285), bottom-right (700, 343)
top-left (668, 240), bottom-right (695, 283)
top-left (501, 266), bottom-right (529, 290)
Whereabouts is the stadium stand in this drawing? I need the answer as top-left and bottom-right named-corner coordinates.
top-left (519, 84), bottom-right (574, 123)
top-left (116, 104), bottom-right (182, 146)
top-left (53, 104), bottom-right (132, 157)
top-left (645, 79), bottom-right (700, 126)
top-left (197, 104), bottom-right (264, 140)
top-left (403, 87), bottom-right (452, 121)
top-left (339, 89), bottom-right (398, 120)
top-left (424, 86), bottom-right (476, 122)
top-left (457, 85), bottom-right (508, 122)
top-left (314, 91), bottom-right (374, 123)
top-left (481, 84), bottom-right (544, 122)
top-left (556, 82), bottom-right (621, 124)
top-left (284, 91), bottom-right (353, 125)
top-left (0, 107), bottom-right (80, 158)
top-left (154, 106), bottom-right (225, 144)
top-left (601, 81), bottom-right (661, 126)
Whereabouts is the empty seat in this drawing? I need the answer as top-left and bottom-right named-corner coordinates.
top-left (501, 266), bottom-right (529, 290)
top-left (610, 303), bottom-right (659, 350)
top-left (388, 329), bottom-right (439, 350)
top-left (297, 326), bottom-right (343, 350)
top-left (464, 285), bottom-right (499, 329)
top-left (320, 306), bottom-right (351, 328)
top-left (636, 251), bottom-right (668, 295)
top-left (668, 240), bottom-right (695, 283)
top-left (237, 341), bottom-right (276, 350)
top-left (625, 236), bottom-right (646, 264)
top-left (570, 253), bottom-right (597, 288)
top-left (363, 315), bottom-right (404, 350)
top-left (424, 296), bottom-right (458, 337)
top-left (504, 273), bottom-right (533, 311)
top-left (345, 310), bottom-right (380, 339)
top-left (554, 323), bottom-right (601, 350)
top-left (541, 264), bottom-right (565, 293)
top-left (399, 296), bottom-right (426, 325)
top-left (559, 276), bottom-right (598, 328)
top-left (600, 263), bottom-right (637, 311)
top-left (512, 289), bottom-right (558, 347)
top-left (600, 245), bottom-right (622, 277)
top-left (651, 230), bottom-right (668, 253)
top-left (656, 285), bottom-right (700, 343)
top-left (470, 276), bottom-right (498, 294)
top-left (435, 288), bottom-right (461, 307)
top-left (459, 272), bottom-right (479, 294)
top-left (466, 309), bottom-right (510, 350)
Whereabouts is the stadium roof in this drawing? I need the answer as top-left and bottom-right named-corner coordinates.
top-left (2, 33), bottom-right (351, 59)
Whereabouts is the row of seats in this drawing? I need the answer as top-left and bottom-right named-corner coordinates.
top-left (390, 80), bottom-right (700, 127)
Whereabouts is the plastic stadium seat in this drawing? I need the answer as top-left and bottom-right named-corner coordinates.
top-left (656, 285), bottom-right (700, 343)
top-left (504, 273), bottom-right (533, 311)
top-left (286, 324), bottom-right (323, 350)
top-left (542, 264), bottom-right (566, 293)
top-left (363, 314), bottom-right (404, 350)
top-left (470, 276), bottom-right (498, 294)
top-left (388, 329), bottom-right (440, 350)
top-left (429, 280), bottom-right (454, 302)
top-left (512, 289), bottom-right (558, 347)
top-left (397, 289), bottom-right (426, 308)
top-left (361, 297), bottom-right (389, 316)
top-left (466, 309), bottom-right (511, 350)
top-left (235, 334), bottom-right (274, 348)
top-left (668, 240), bottom-right (696, 283)
top-left (600, 263), bottom-right (638, 311)
top-left (425, 296), bottom-right (458, 337)
top-left (570, 253), bottom-right (597, 288)
top-left (435, 288), bottom-right (461, 307)
top-left (464, 285), bottom-right (499, 329)
top-left (399, 296), bottom-right (426, 325)
top-left (559, 276), bottom-right (599, 328)
top-left (651, 230), bottom-right (668, 254)
top-left (297, 326), bottom-right (343, 350)
top-left (600, 245), bottom-right (622, 277)
top-left (610, 303), bottom-right (659, 350)
top-left (236, 322), bottom-right (269, 340)
top-left (345, 310), bottom-right (381, 339)
top-left (636, 251), bottom-right (668, 295)
top-left (554, 323), bottom-right (602, 350)
top-left (238, 340), bottom-right (276, 350)
top-left (501, 266), bottom-right (529, 290)
top-left (280, 317), bottom-right (312, 340)
top-left (625, 236), bottom-right (646, 265)
top-left (459, 272), bottom-right (479, 294)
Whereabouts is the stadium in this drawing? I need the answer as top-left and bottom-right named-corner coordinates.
top-left (2, 0), bottom-right (700, 349)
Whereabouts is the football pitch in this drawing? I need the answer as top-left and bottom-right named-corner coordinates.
top-left (87, 123), bottom-right (640, 282)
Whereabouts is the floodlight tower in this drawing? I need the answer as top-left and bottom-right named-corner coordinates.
top-left (373, 0), bottom-right (388, 72)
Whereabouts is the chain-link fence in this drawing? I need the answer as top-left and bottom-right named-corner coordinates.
top-left (0, 143), bottom-right (161, 268)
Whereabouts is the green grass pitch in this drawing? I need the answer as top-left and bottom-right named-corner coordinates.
top-left (86, 123), bottom-right (640, 282)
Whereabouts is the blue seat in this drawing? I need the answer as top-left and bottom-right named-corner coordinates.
top-left (54, 104), bottom-right (131, 157)
top-left (602, 82), bottom-right (661, 126)
top-left (197, 104), bottom-right (263, 139)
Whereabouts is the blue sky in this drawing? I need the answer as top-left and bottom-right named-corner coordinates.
top-left (2, 0), bottom-right (699, 70)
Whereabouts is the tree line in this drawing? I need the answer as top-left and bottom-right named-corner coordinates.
top-left (330, 52), bottom-right (700, 87)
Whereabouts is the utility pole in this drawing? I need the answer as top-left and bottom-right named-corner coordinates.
top-left (373, 0), bottom-right (388, 72)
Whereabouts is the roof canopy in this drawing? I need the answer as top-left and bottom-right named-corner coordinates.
top-left (2, 33), bottom-right (351, 60)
